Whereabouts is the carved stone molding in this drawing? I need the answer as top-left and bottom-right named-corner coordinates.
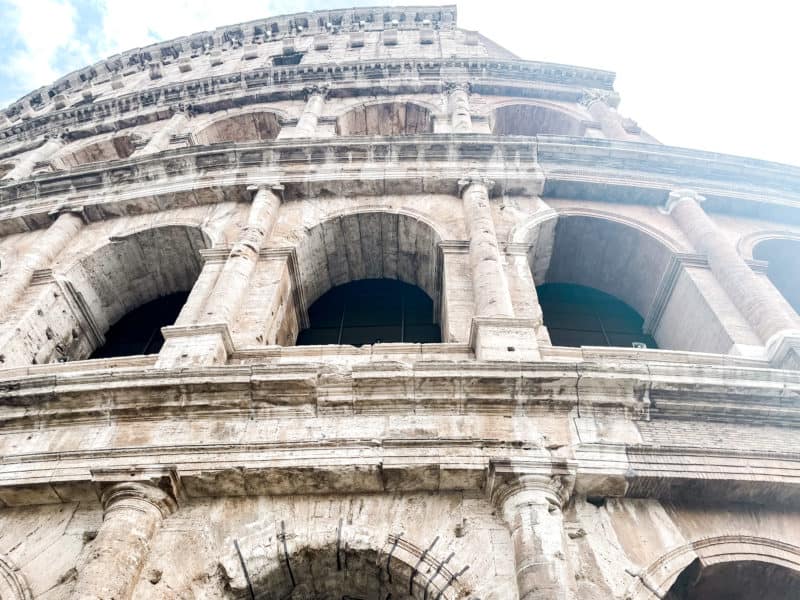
top-left (487, 457), bottom-right (577, 513)
top-left (662, 188), bottom-right (706, 214)
top-left (458, 171), bottom-right (495, 197)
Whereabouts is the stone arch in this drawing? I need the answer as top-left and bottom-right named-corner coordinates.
top-left (192, 106), bottom-right (287, 145)
top-left (286, 209), bottom-right (444, 345)
top-left (335, 100), bottom-right (436, 136)
top-left (517, 209), bottom-right (679, 320)
top-left (0, 553), bottom-right (33, 600)
top-left (224, 526), bottom-right (469, 600)
top-left (64, 224), bottom-right (210, 335)
top-left (514, 208), bottom-right (740, 352)
top-left (626, 535), bottom-right (800, 600)
top-left (1, 224), bottom-right (212, 365)
top-left (52, 133), bottom-right (137, 169)
top-left (486, 100), bottom-right (587, 137)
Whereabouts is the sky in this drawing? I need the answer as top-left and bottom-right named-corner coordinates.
top-left (0, 0), bottom-right (798, 167)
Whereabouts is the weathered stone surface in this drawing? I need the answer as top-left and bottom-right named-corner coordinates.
top-left (0, 4), bottom-right (799, 600)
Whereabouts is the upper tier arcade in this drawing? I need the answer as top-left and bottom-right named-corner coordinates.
top-left (0, 4), bottom-right (618, 149)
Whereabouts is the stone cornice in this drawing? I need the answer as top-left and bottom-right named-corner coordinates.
top-left (2, 440), bottom-right (800, 509)
top-left (1, 357), bottom-right (800, 429)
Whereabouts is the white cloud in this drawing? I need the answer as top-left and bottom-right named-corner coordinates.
top-left (1, 0), bottom-right (90, 91)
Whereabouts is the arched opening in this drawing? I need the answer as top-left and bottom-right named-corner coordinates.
top-left (89, 292), bottom-right (188, 358)
top-left (233, 541), bottom-right (463, 600)
top-left (490, 104), bottom-right (585, 137)
top-left (665, 559), bottom-right (800, 599)
top-left (336, 102), bottom-right (434, 136)
top-left (61, 225), bottom-right (208, 362)
top-left (193, 111), bottom-right (281, 145)
top-left (537, 282), bottom-right (656, 348)
top-left (0, 163), bottom-right (13, 178)
top-left (528, 215), bottom-right (671, 349)
top-left (297, 279), bottom-right (441, 346)
top-left (753, 238), bottom-right (800, 315)
top-left (53, 135), bottom-right (136, 169)
top-left (285, 211), bottom-right (443, 347)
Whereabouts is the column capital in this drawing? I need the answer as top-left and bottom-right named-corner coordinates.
top-left (662, 188), bottom-right (706, 214)
top-left (247, 182), bottom-right (284, 201)
top-left (302, 84), bottom-right (329, 100)
top-left (47, 202), bottom-right (88, 222)
top-left (488, 458), bottom-right (576, 514)
top-left (170, 103), bottom-right (194, 118)
top-left (100, 481), bottom-right (178, 519)
top-left (444, 81), bottom-right (471, 95)
top-left (458, 171), bottom-right (494, 197)
top-left (579, 89), bottom-right (620, 109)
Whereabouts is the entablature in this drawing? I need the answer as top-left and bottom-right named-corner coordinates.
top-left (1, 136), bottom-right (799, 237)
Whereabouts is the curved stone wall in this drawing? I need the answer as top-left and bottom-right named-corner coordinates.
top-left (0, 5), bottom-right (800, 600)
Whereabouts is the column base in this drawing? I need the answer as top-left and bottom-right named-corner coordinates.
top-left (767, 332), bottom-right (800, 371)
top-left (157, 323), bottom-right (233, 368)
top-left (469, 317), bottom-right (540, 362)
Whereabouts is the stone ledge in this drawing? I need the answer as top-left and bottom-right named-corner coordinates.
top-left (2, 442), bottom-right (800, 507)
top-left (0, 357), bottom-right (799, 427)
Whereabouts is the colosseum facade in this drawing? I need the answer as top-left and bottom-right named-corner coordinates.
top-left (0, 5), bottom-right (799, 599)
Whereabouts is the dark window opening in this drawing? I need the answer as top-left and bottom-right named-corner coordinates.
top-left (538, 283), bottom-right (657, 349)
top-left (296, 279), bottom-right (441, 346)
top-left (90, 292), bottom-right (188, 359)
top-left (273, 52), bottom-right (304, 66)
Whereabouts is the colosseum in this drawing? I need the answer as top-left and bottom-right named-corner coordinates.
top-left (0, 4), bottom-right (799, 599)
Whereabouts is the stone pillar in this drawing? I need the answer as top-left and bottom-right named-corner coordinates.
top-left (71, 482), bottom-right (176, 600)
top-left (664, 189), bottom-right (800, 367)
top-left (132, 109), bottom-right (189, 156)
top-left (459, 172), bottom-right (513, 318)
top-left (293, 86), bottom-right (328, 138)
top-left (490, 461), bottom-right (576, 600)
top-left (0, 208), bottom-right (83, 318)
top-left (203, 184), bottom-right (282, 326)
top-left (580, 91), bottom-right (630, 141)
top-left (2, 134), bottom-right (65, 180)
top-left (156, 184), bottom-right (282, 367)
top-left (447, 82), bottom-right (473, 133)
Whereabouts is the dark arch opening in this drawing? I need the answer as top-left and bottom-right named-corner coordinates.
top-left (490, 104), bottom-right (585, 136)
top-left (537, 283), bottom-right (657, 348)
top-left (296, 279), bottom-right (441, 346)
top-left (90, 292), bottom-right (188, 359)
top-left (665, 559), bottom-right (800, 600)
top-left (336, 102), bottom-right (434, 136)
top-left (753, 238), bottom-right (800, 315)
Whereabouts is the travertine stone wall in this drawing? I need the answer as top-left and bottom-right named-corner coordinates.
top-left (1, 4), bottom-right (800, 600)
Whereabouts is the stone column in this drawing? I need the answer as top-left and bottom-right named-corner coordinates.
top-left (132, 109), bottom-right (189, 157)
top-left (580, 91), bottom-right (630, 141)
top-left (664, 189), bottom-right (800, 366)
top-left (293, 86), bottom-right (328, 138)
top-left (446, 82), bottom-right (473, 133)
top-left (459, 172), bottom-right (513, 318)
top-left (0, 208), bottom-right (83, 318)
top-left (202, 184), bottom-right (282, 326)
top-left (490, 462), bottom-right (576, 600)
top-left (71, 482), bottom-right (176, 600)
top-left (2, 134), bottom-right (65, 180)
